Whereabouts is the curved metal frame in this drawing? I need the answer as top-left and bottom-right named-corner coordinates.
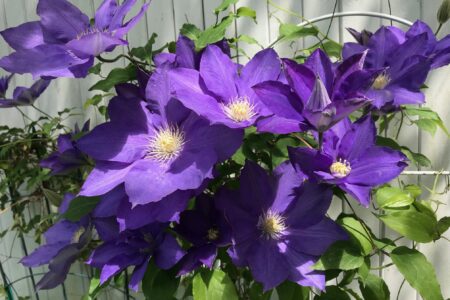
top-left (298, 11), bottom-right (414, 27)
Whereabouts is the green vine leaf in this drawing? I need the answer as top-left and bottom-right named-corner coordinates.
top-left (390, 246), bottom-right (444, 300)
top-left (313, 241), bottom-right (364, 271)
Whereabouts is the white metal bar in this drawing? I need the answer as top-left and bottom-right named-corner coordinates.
top-left (298, 11), bottom-right (414, 27)
top-left (401, 171), bottom-right (450, 175)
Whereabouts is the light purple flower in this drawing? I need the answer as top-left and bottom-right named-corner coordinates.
top-left (0, 75), bottom-right (51, 108)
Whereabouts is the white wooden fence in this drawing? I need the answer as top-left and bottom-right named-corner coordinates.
top-left (0, 0), bottom-right (449, 299)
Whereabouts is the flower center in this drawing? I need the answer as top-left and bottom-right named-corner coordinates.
top-left (257, 210), bottom-right (286, 240)
top-left (371, 73), bottom-right (391, 90)
top-left (330, 159), bottom-right (351, 178)
top-left (223, 96), bottom-right (256, 122)
top-left (146, 126), bottom-right (185, 162)
top-left (76, 27), bottom-right (109, 39)
top-left (71, 226), bottom-right (85, 243)
top-left (207, 228), bottom-right (219, 241)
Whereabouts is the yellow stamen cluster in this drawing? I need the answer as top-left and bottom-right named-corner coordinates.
top-left (71, 227), bottom-right (86, 243)
top-left (258, 210), bottom-right (287, 240)
top-left (371, 73), bottom-right (391, 90)
top-left (223, 96), bottom-right (256, 122)
top-left (146, 126), bottom-right (185, 162)
top-left (207, 228), bottom-right (219, 241)
top-left (330, 158), bottom-right (351, 178)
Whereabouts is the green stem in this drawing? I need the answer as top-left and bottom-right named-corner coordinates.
top-left (435, 23), bottom-right (443, 36)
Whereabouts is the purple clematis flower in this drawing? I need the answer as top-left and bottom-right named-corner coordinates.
top-left (175, 194), bottom-right (231, 275)
top-left (169, 45), bottom-right (281, 129)
top-left (0, 0), bottom-right (149, 78)
top-left (253, 49), bottom-right (372, 133)
top-left (217, 160), bottom-right (347, 291)
top-left (342, 20), bottom-right (450, 112)
top-left (87, 223), bottom-right (184, 291)
top-left (288, 116), bottom-right (408, 206)
top-left (40, 121), bottom-right (90, 175)
top-left (20, 194), bottom-right (91, 290)
top-left (77, 67), bottom-right (242, 206)
top-left (0, 75), bottom-right (51, 108)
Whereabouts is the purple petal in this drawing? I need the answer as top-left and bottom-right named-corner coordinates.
top-left (129, 259), bottom-right (150, 291)
top-left (342, 42), bottom-right (367, 60)
top-left (390, 86), bottom-right (425, 106)
top-left (93, 185), bottom-right (126, 218)
top-left (283, 58), bottom-right (315, 104)
top-left (37, 0), bottom-right (89, 43)
top-left (239, 48), bottom-right (280, 89)
top-left (366, 26), bottom-right (404, 68)
top-left (0, 22), bottom-right (45, 50)
top-left (271, 161), bottom-right (305, 213)
top-left (346, 147), bottom-right (407, 186)
top-left (80, 161), bottom-right (135, 196)
top-left (288, 146), bottom-right (333, 179)
top-left (95, 0), bottom-right (118, 30)
top-left (113, 2), bottom-right (150, 38)
top-left (0, 45), bottom-right (90, 78)
top-left (154, 234), bottom-right (185, 269)
top-left (338, 116), bottom-right (376, 162)
top-left (20, 242), bottom-right (67, 267)
top-left (340, 183), bottom-right (372, 207)
top-left (176, 35), bottom-right (198, 69)
top-left (100, 254), bottom-right (143, 284)
top-left (304, 49), bottom-right (334, 95)
top-left (253, 80), bottom-right (303, 120)
top-left (66, 32), bottom-right (126, 57)
top-left (256, 115), bottom-right (304, 134)
top-left (200, 45), bottom-right (238, 102)
top-left (178, 245), bottom-right (217, 276)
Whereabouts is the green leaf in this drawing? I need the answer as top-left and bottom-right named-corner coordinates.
top-left (313, 241), bottom-right (364, 271)
top-left (321, 40), bottom-right (342, 58)
top-left (402, 147), bottom-right (432, 167)
top-left (337, 215), bottom-right (373, 255)
top-left (195, 15), bottom-right (235, 50)
top-left (276, 281), bottom-right (309, 300)
top-left (42, 188), bottom-right (62, 207)
top-left (142, 261), bottom-right (179, 300)
top-left (315, 286), bottom-right (351, 300)
top-left (437, 216), bottom-right (450, 235)
top-left (129, 33), bottom-right (158, 64)
top-left (404, 106), bottom-right (450, 137)
top-left (62, 196), bottom-right (100, 221)
top-left (404, 184), bottom-right (422, 198)
top-left (89, 63), bottom-right (102, 75)
top-left (214, 0), bottom-right (239, 14)
top-left (193, 269), bottom-right (238, 300)
top-left (379, 211), bottom-right (437, 243)
top-left (414, 119), bottom-right (437, 135)
top-left (357, 257), bottom-right (370, 281)
top-left (89, 65), bottom-right (137, 92)
top-left (236, 7), bottom-right (256, 22)
top-left (358, 274), bottom-right (390, 300)
top-left (248, 282), bottom-right (272, 300)
top-left (83, 94), bottom-right (103, 110)
top-left (180, 23), bottom-right (202, 41)
top-left (391, 247), bottom-right (444, 300)
top-left (236, 34), bottom-right (261, 46)
top-left (279, 24), bottom-right (319, 41)
top-left (375, 186), bottom-right (414, 208)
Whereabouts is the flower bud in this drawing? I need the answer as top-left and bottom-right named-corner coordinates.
top-left (437, 0), bottom-right (450, 24)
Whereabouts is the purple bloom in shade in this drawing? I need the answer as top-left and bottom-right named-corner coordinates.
top-left (20, 194), bottom-right (91, 290)
top-left (169, 45), bottom-right (281, 129)
top-left (253, 49), bottom-right (372, 133)
top-left (341, 21), bottom-right (450, 112)
top-left (40, 121), bottom-right (90, 175)
top-left (0, 76), bottom-right (51, 108)
top-left (77, 67), bottom-right (242, 206)
top-left (288, 116), bottom-right (408, 207)
top-left (87, 223), bottom-right (184, 291)
top-left (216, 160), bottom-right (347, 291)
top-left (0, 0), bottom-right (149, 78)
top-left (175, 194), bottom-right (232, 275)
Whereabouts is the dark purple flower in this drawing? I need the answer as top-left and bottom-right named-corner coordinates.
top-left (40, 121), bottom-right (89, 175)
top-left (87, 223), bottom-right (184, 291)
top-left (217, 160), bottom-right (347, 291)
top-left (0, 0), bottom-right (149, 78)
top-left (288, 116), bottom-right (408, 206)
top-left (175, 194), bottom-right (231, 275)
top-left (341, 21), bottom-right (450, 112)
top-left (0, 75), bottom-right (51, 108)
top-left (77, 67), bottom-right (242, 206)
top-left (20, 194), bottom-right (91, 290)
top-left (169, 45), bottom-right (281, 128)
top-left (254, 49), bottom-right (372, 133)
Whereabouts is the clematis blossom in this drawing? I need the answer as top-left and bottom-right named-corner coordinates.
top-left (288, 116), bottom-right (408, 206)
top-left (0, 74), bottom-right (51, 108)
top-left (217, 160), bottom-right (347, 291)
top-left (342, 20), bottom-right (450, 112)
top-left (20, 194), bottom-right (91, 290)
top-left (77, 68), bottom-right (242, 206)
top-left (87, 223), bottom-right (184, 291)
top-left (169, 45), bottom-right (281, 129)
top-left (175, 194), bottom-right (232, 275)
top-left (254, 49), bottom-right (372, 133)
top-left (0, 0), bottom-right (149, 78)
